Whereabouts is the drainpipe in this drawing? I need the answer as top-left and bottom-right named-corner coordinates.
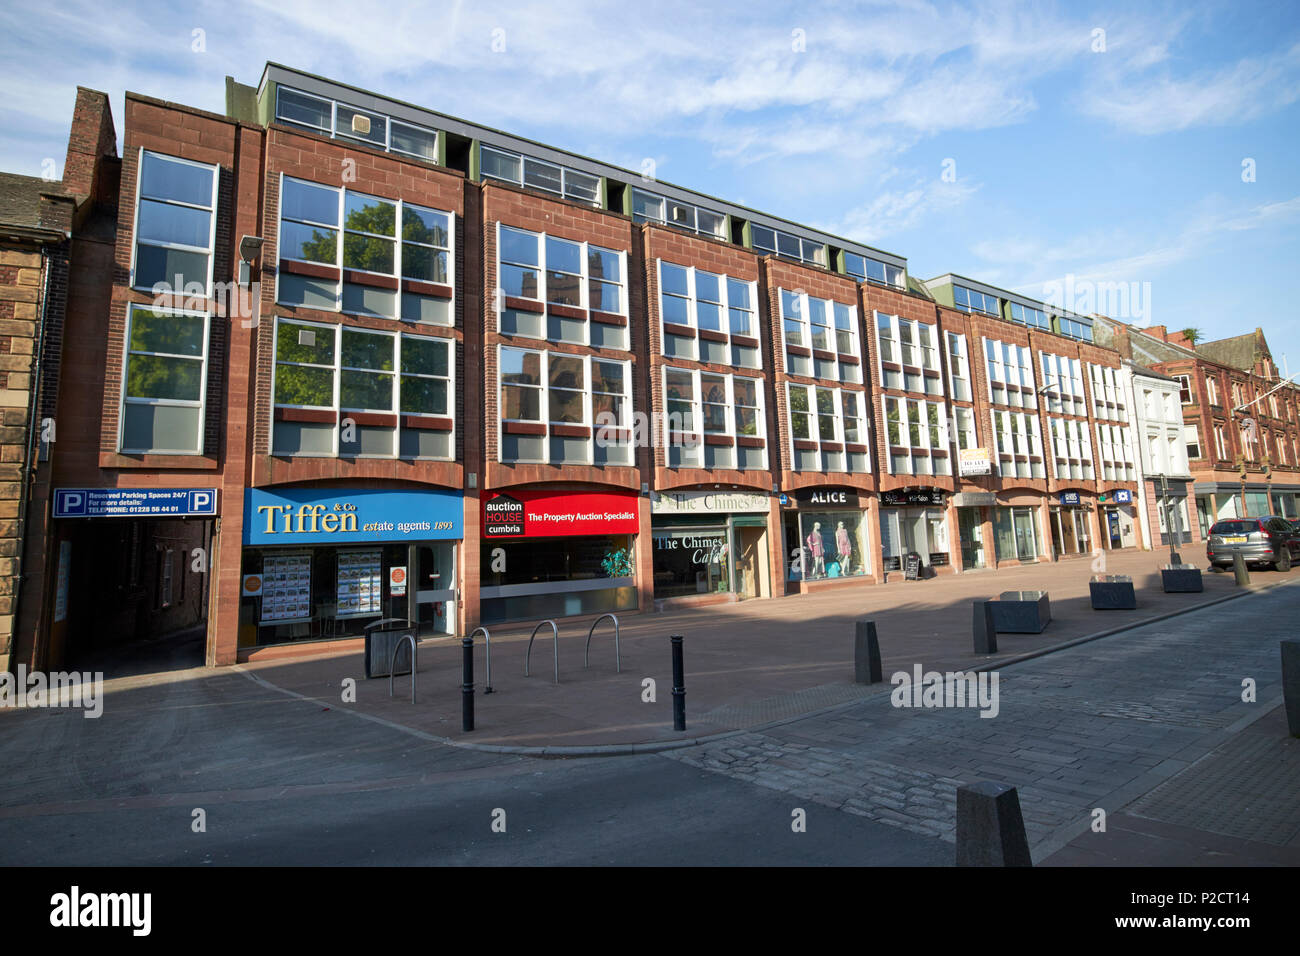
top-left (12, 244), bottom-right (55, 668)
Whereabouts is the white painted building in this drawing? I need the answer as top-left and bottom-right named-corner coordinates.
top-left (1123, 360), bottom-right (1194, 551)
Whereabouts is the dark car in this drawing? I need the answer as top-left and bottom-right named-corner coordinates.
top-left (1206, 516), bottom-right (1300, 571)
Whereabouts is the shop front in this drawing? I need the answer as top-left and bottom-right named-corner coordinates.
top-left (651, 489), bottom-right (772, 602)
top-left (879, 489), bottom-right (949, 574)
top-left (781, 487), bottom-right (870, 585)
top-left (241, 486), bottom-right (463, 646)
top-left (993, 501), bottom-right (1042, 565)
top-left (1050, 492), bottom-right (1094, 558)
top-left (1202, 483), bottom-right (1300, 521)
top-left (1098, 489), bottom-right (1138, 549)
top-left (480, 488), bottom-right (640, 624)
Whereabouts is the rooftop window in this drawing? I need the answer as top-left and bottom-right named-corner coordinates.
top-left (274, 86), bottom-right (438, 161)
top-left (952, 285), bottom-right (999, 316)
top-left (481, 144), bottom-right (599, 206)
top-left (631, 188), bottom-right (726, 239)
top-left (751, 224), bottom-right (827, 267)
top-left (844, 252), bottom-right (904, 288)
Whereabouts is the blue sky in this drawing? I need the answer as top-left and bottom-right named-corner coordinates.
top-left (2, 0), bottom-right (1297, 362)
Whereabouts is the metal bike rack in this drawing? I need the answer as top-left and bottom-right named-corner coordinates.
top-left (469, 626), bottom-right (493, 693)
top-left (526, 619), bottom-right (559, 683)
top-left (388, 633), bottom-right (417, 703)
top-left (585, 613), bottom-right (621, 673)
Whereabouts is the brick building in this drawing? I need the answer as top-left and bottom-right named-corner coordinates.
top-left (1094, 320), bottom-right (1300, 535)
top-left (10, 64), bottom-right (1172, 672)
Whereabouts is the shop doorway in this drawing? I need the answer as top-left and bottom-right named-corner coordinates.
top-left (734, 524), bottom-right (769, 599)
top-left (412, 541), bottom-right (456, 635)
top-left (958, 508), bottom-right (985, 569)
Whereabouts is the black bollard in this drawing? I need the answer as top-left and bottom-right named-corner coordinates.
top-left (855, 620), bottom-right (883, 684)
top-left (1232, 551), bottom-right (1250, 586)
top-left (956, 781), bottom-right (1032, 867)
top-left (671, 635), bottom-right (686, 732)
top-left (973, 600), bottom-right (998, 654)
top-left (461, 636), bottom-right (475, 732)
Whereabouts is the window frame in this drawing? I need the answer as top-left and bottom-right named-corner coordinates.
top-left (843, 252), bottom-right (904, 288)
top-left (118, 302), bottom-right (212, 456)
top-left (130, 149), bottom-right (220, 299)
top-left (982, 337), bottom-right (1037, 409)
top-left (656, 259), bottom-right (760, 369)
top-left (883, 395), bottom-right (952, 476)
top-left (661, 365), bottom-right (767, 470)
top-left (877, 312), bottom-right (943, 397)
top-left (787, 383), bottom-right (870, 473)
top-left (497, 345), bottom-right (634, 466)
top-left (990, 408), bottom-right (1046, 479)
top-left (953, 285), bottom-right (998, 316)
top-left (780, 289), bottom-right (861, 383)
top-left (480, 143), bottom-right (600, 206)
top-left (750, 224), bottom-right (827, 267)
top-left (274, 86), bottom-right (439, 162)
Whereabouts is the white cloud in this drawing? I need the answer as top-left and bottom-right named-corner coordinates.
top-left (828, 178), bottom-right (980, 244)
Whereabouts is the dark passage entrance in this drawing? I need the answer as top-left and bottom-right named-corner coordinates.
top-left (50, 517), bottom-right (212, 675)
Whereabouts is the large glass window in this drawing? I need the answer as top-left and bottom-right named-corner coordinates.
top-left (120, 305), bottom-right (209, 454)
top-left (1048, 417), bottom-right (1095, 480)
top-left (271, 319), bottom-right (455, 459)
top-left (876, 312), bottom-right (941, 396)
top-left (662, 366), bottom-right (765, 470)
top-left (946, 332), bottom-right (971, 402)
top-left (133, 151), bottom-right (218, 296)
top-left (991, 409), bottom-right (1045, 479)
top-left (1095, 423), bottom-right (1136, 481)
top-left (883, 396), bottom-right (950, 476)
top-left (1008, 302), bottom-right (1050, 329)
top-left (983, 338), bottom-right (1037, 408)
top-left (953, 285), bottom-right (998, 316)
top-left (788, 384), bottom-right (869, 473)
top-left (994, 507), bottom-right (1040, 562)
top-left (787, 511), bottom-right (870, 580)
top-left (1039, 353), bottom-right (1086, 416)
top-left (498, 346), bottom-right (633, 465)
top-left (1089, 364), bottom-right (1128, 420)
top-left (498, 224), bottom-right (627, 348)
top-left (780, 291), bottom-right (860, 383)
top-left (277, 176), bottom-right (455, 324)
top-left (657, 260), bottom-right (760, 369)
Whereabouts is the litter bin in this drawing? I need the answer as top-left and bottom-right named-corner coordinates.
top-left (364, 618), bottom-right (418, 679)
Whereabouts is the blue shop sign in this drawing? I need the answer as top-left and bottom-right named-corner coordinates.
top-left (1113, 489), bottom-right (1133, 503)
top-left (1058, 492), bottom-right (1081, 506)
top-left (54, 487), bottom-right (218, 518)
top-left (244, 487), bottom-right (462, 546)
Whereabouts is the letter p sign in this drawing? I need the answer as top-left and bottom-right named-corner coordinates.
top-left (55, 490), bottom-right (86, 517)
top-left (187, 490), bottom-right (217, 515)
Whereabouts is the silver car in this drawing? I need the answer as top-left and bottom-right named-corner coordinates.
top-left (1206, 516), bottom-right (1300, 572)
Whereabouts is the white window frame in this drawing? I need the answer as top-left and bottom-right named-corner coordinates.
top-left (661, 366), bottom-right (766, 470)
top-left (1185, 424), bottom-right (1202, 460)
top-left (750, 224), bottom-right (827, 267)
top-left (1088, 364), bottom-right (1128, 421)
top-left (118, 303), bottom-right (211, 455)
top-left (953, 285), bottom-right (998, 316)
top-left (656, 259), bottom-right (760, 369)
top-left (1009, 302), bottom-right (1050, 330)
top-left (1048, 417), bottom-right (1095, 481)
top-left (990, 408), bottom-right (1046, 479)
top-left (946, 332), bottom-right (971, 402)
top-left (497, 346), bottom-right (633, 466)
top-left (883, 395), bottom-right (952, 476)
top-left (397, 331), bottom-right (456, 459)
top-left (630, 188), bottom-right (726, 238)
top-left (1039, 352), bottom-right (1085, 416)
top-left (787, 383), bottom-right (870, 473)
top-left (983, 337), bottom-right (1037, 409)
top-left (877, 312), bottom-right (943, 397)
top-left (276, 174), bottom-right (457, 319)
top-left (130, 149), bottom-right (219, 299)
top-left (780, 290), bottom-right (860, 383)
top-left (1095, 423), bottom-right (1136, 481)
top-left (480, 144), bottom-right (600, 206)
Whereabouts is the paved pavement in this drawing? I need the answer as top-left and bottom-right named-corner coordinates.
top-left (240, 550), bottom-right (1295, 749)
top-left (662, 577), bottom-right (1300, 863)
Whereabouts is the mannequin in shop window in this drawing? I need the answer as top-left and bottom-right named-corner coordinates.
top-left (836, 520), bottom-right (852, 575)
top-left (807, 521), bottom-right (826, 578)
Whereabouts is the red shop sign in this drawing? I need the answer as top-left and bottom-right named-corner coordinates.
top-left (482, 490), bottom-right (640, 538)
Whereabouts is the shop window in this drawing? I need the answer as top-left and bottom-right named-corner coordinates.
top-left (780, 290), bottom-right (860, 383)
top-left (499, 225), bottom-right (627, 349)
top-left (132, 150), bottom-right (218, 297)
top-left (272, 318), bottom-right (454, 458)
top-left (481, 535), bottom-right (636, 623)
top-left (994, 507), bottom-right (1040, 562)
top-left (880, 507), bottom-right (949, 571)
top-left (277, 176), bottom-right (454, 324)
top-left (499, 346), bottom-right (633, 466)
top-left (663, 366), bottom-right (765, 470)
top-left (120, 304), bottom-right (210, 455)
top-left (787, 511), bottom-right (870, 580)
top-left (657, 260), bottom-right (759, 368)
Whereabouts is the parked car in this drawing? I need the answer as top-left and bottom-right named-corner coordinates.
top-left (1206, 516), bottom-right (1300, 571)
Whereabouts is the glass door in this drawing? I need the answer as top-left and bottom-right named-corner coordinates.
top-left (958, 508), bottom-right (984, 569)
top-left (1013, 508), bottom-right (1038, 562)
top-left (413, 541), bottom-right (456, 635)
